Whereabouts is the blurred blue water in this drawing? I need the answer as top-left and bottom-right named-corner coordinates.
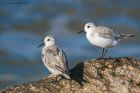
top-left (0, 0), bottom-right (140, 89)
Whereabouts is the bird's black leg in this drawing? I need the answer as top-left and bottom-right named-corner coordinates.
top-left (103, 48), bottom-right (108, 58)
top-left (102, 48), bottom-right (105, 58)
top-left (102, 48), bottom-right (108, 58)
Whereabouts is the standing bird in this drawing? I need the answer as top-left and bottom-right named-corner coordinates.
top-left (37, 35), bottom-right (70, 79)
top-left (77, 22), bottom-right (134, 58)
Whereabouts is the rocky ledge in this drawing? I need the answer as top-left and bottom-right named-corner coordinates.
top-left (1, 57), bottom-right (140, 93)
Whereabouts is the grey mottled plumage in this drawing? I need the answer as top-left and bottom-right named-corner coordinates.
top-left (96, 26), bottom-right (134, 40)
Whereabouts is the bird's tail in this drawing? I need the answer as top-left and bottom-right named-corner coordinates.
top-left (120, 34), bottom-right (134, 40)
top-left (126, 34), bottom-right (134, 38)
top-left (62, 73), bottom-right (71, 79)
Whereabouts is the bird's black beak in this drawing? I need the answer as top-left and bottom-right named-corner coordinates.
top-left (77, 30), bottom-right (84, 34)
top-left (37, 43), bottom-right (45, 48)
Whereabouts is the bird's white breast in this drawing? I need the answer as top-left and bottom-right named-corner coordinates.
top-left (86, 33), bottom-right (118, 48)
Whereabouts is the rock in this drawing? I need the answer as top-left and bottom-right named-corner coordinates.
top-left (1, 57), bottom-right (140, 93)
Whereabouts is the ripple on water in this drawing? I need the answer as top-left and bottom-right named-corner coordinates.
top-left (0, 0), bottom-right (140, 90)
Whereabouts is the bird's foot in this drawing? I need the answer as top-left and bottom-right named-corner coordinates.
top-left (97, 57), bottom-right (105, 60)
top-left (97, 56), bottom-right (112, 60)
top-left (48, 74), bottom-right (57, 78)
top-left (48, 74), bottom-right (64, 82)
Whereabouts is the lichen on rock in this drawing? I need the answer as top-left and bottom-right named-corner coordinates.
top-left (1, 57), bottom-right (140, 93)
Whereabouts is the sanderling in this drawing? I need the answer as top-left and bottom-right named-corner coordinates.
top-left (37, 35), bottom-right (70, 79)
top-left (77, 22), bottom-right (134, 58)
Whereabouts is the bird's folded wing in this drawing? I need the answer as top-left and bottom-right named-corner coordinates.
top-left (97, 26), bottom-right (121, 40)
top-left (45, 45), bottom-right (69, 74)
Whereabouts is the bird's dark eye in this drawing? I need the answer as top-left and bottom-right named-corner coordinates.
top-left (87, 26), bottom-right (90, 28)
top-left (47, 39), bottom-right (50, 41)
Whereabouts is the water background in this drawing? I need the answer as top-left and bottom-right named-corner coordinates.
top-left (0, 0), bottom-right (140, 89)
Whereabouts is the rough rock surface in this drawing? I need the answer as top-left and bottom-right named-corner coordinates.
top-left (1, 57), bottom-right (140, 93)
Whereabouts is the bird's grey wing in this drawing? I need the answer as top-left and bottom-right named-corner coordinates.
top-left (58, 48), bottom-right (69, 72)
top-left (97, 26), bottom-right (121, 40)
top-left (55, 46), bottom-right (69, 74)
top-left (45, 46), bottom-right (69, 74)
